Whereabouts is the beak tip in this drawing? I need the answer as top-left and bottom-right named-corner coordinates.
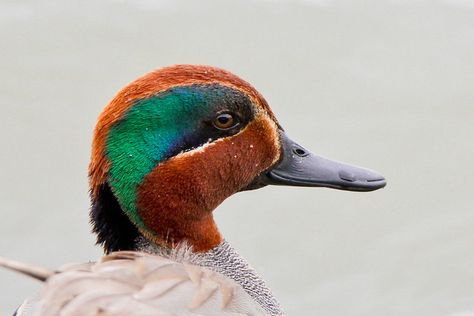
top-left (338, 168), bottom-right (387, 191)
top-left (365, 178), bottom-right (387, 191)
top-left (364, 175), bottom-right (387, 191)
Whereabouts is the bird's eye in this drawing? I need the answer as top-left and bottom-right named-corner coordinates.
top-left (213, 113), bottom-right (239, 130)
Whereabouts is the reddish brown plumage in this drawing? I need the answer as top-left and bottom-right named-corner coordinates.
top-left (89, 65), bottom-right (278, 198)
top-left (137, 115), bottom-right (280, 251)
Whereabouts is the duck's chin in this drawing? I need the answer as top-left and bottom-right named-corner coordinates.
top-left (239, 173), bottom-right (269, 191)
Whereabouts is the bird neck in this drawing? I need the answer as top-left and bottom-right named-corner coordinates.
top-left (135, 237), bottom-right (285, 316)
top-left (90, 183), bottom-right (284, 315)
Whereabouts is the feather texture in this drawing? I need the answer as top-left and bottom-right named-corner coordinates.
top-left (0, 256), bottom-right (53, 282)
top-left (10, 251), bottom-right (266, 316)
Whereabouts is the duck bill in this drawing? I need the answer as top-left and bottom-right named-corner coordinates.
top-left (263, 132), bottom-right (386, 192)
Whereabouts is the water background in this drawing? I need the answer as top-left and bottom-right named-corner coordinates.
top-left (0, 0), bottom-right (473, 315)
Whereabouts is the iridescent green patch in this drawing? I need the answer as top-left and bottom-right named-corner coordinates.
top-left (105, 84), bottom-right (252, 228)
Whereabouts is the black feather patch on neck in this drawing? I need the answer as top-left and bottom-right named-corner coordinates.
top-left (90, 183), bottom-right (140, 253)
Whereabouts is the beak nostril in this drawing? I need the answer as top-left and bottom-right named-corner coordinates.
top-left (292, 147), bottom-right (308, 157)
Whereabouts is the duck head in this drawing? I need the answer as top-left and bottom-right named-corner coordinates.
top-left (89, 65), bottom-right (386, 253)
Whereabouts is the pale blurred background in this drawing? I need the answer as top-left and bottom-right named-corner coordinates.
top-left (0, 0), bottom-right (473, 315)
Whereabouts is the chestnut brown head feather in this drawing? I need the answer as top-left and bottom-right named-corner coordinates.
top-left (89, 64), bottom-right (278, 197)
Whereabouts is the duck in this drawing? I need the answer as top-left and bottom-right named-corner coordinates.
top-left (0, 64), bottom-right (386, 316)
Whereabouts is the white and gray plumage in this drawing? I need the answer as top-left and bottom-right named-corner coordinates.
top-left (3, 243), bottom-right (274, 316)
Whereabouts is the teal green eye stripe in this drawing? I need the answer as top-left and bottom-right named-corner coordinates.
top-left (105, 85), bottom-right (220, 227)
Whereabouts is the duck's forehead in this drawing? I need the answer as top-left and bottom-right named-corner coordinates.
top-left (154, 83), bottom-right (256, 116)
top-left (107, 65), bottom-right (276, 122)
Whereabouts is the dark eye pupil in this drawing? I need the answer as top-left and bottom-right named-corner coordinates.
top-left (218, 115), bottom-right (230, 124)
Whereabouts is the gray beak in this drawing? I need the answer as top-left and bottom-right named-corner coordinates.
top-left (263, 132), bottom-right (386, 192)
